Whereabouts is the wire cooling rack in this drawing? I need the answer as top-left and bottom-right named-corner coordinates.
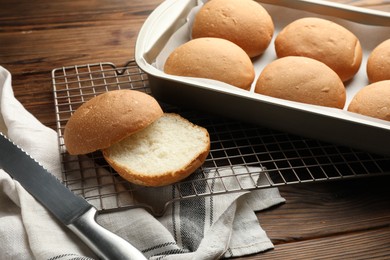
top-left (52, 60), bottom-right (390, 216)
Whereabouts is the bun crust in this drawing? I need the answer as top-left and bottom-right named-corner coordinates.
top-left (164, 37), bottom-right (255, 90)
top-left (64, 90), bottom-right (163, 155)
top-left (103, 113), bottom-right (210, 187)
top-left (255, 56), bottom-right (346, 108)
top-left (348, 80), bottom-right (390, 121)
top-left (191, 0), bottom-right (274, 58)
top-left (367, 39), bottom-right (390, 83)
top-left (275, 17), bottom-right (362, 82)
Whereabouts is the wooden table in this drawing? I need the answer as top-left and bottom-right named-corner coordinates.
top-left (1, 1), bottom-right (390, 259)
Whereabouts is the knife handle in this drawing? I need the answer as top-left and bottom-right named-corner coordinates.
top-left (68, 207), bottom-right (147, 260)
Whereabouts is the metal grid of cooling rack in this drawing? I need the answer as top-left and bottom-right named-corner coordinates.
top-left (52, 60), bottom-right (390, 216)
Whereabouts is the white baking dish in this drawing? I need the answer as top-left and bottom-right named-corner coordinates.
top-left (135, 0), bottom-right (390, 156)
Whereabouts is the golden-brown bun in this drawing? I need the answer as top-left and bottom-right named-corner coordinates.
top-left (164, 37), bottom-right (255, 90)
top-left (191, 0), bottom-right (274, 58)
top-left (255, 56), bottom-right (346, 108)
top-left (367, 39), bottom-right (390, 83)
top-left (275, 17), bottom-right (362, 82)
top-left (64, 89), bottom-right (163, 155)
top-left (103, 113), bottom-right (210, 187)
top-left (348, 80), bottom-right (390, 121)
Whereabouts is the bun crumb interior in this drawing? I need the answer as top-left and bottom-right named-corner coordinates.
top-left (103, 113), bottom-right (210, 187)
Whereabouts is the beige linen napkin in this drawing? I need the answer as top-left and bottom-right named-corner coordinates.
top-left (0, 66), bottom-right (285, 260)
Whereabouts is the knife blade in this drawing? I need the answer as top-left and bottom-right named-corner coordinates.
top-left (0, 133), bottom-right (147, 260)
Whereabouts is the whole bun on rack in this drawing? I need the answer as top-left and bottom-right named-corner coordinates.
top-left (164, 37), bottom-right (255, 90)
top-left (64, 89), bottom-right (210, 187)
top-left (255, 56), bottom-right (346, 109)
top-left (367, 39), bottom-right (390, 83)
top-left (274, 17), bottom-right (362, 82)
top-left (348, 80), bottom-right (390, 122)
top-left (191, 0), bottom-right (274, 58)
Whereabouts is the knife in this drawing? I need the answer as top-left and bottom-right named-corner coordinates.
top-left (0, 133), bottom-right (147, 260)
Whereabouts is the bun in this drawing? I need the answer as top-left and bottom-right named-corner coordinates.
top-left (164, 37), bottom-right (255, 90)
top-left (103, 113), bottom-right (210, 187)
top-left (64, 90), bottom-right (210, 187)
top-left (348, 80), bottom-right (390, 121)
top-left (255, 56), bottom-right (346, 108)
top-left (64, 89), bottom-right (163, 155)
top-left (275, 17), bottom-right (362, 82)
top-left (191, 0), bottom-right (274, 58)
top-left (367, 39), bottom-right (390, 83)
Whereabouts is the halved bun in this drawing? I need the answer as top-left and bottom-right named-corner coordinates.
top-left (64, 89), bottom-right (163, 155)
top-left (102, 113), bottom-right (210, 187)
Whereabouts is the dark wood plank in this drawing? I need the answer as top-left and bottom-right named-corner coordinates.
top-left (238, 226), bottom-right (390, 259)
top-left (234, 175), bottom-right (390, 259)
top-left (0, 0), bottom-right (163, 127)
top-left (259, 176), bottom-right (390, 243)
top-left (0, 1), bottom-right (162, 73)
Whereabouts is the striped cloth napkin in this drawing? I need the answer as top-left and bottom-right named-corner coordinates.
top-left (0, 66), bottom-right (285, 260)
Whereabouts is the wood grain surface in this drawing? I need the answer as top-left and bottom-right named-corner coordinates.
top-left (1, 1), bottom-right (390, 259)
